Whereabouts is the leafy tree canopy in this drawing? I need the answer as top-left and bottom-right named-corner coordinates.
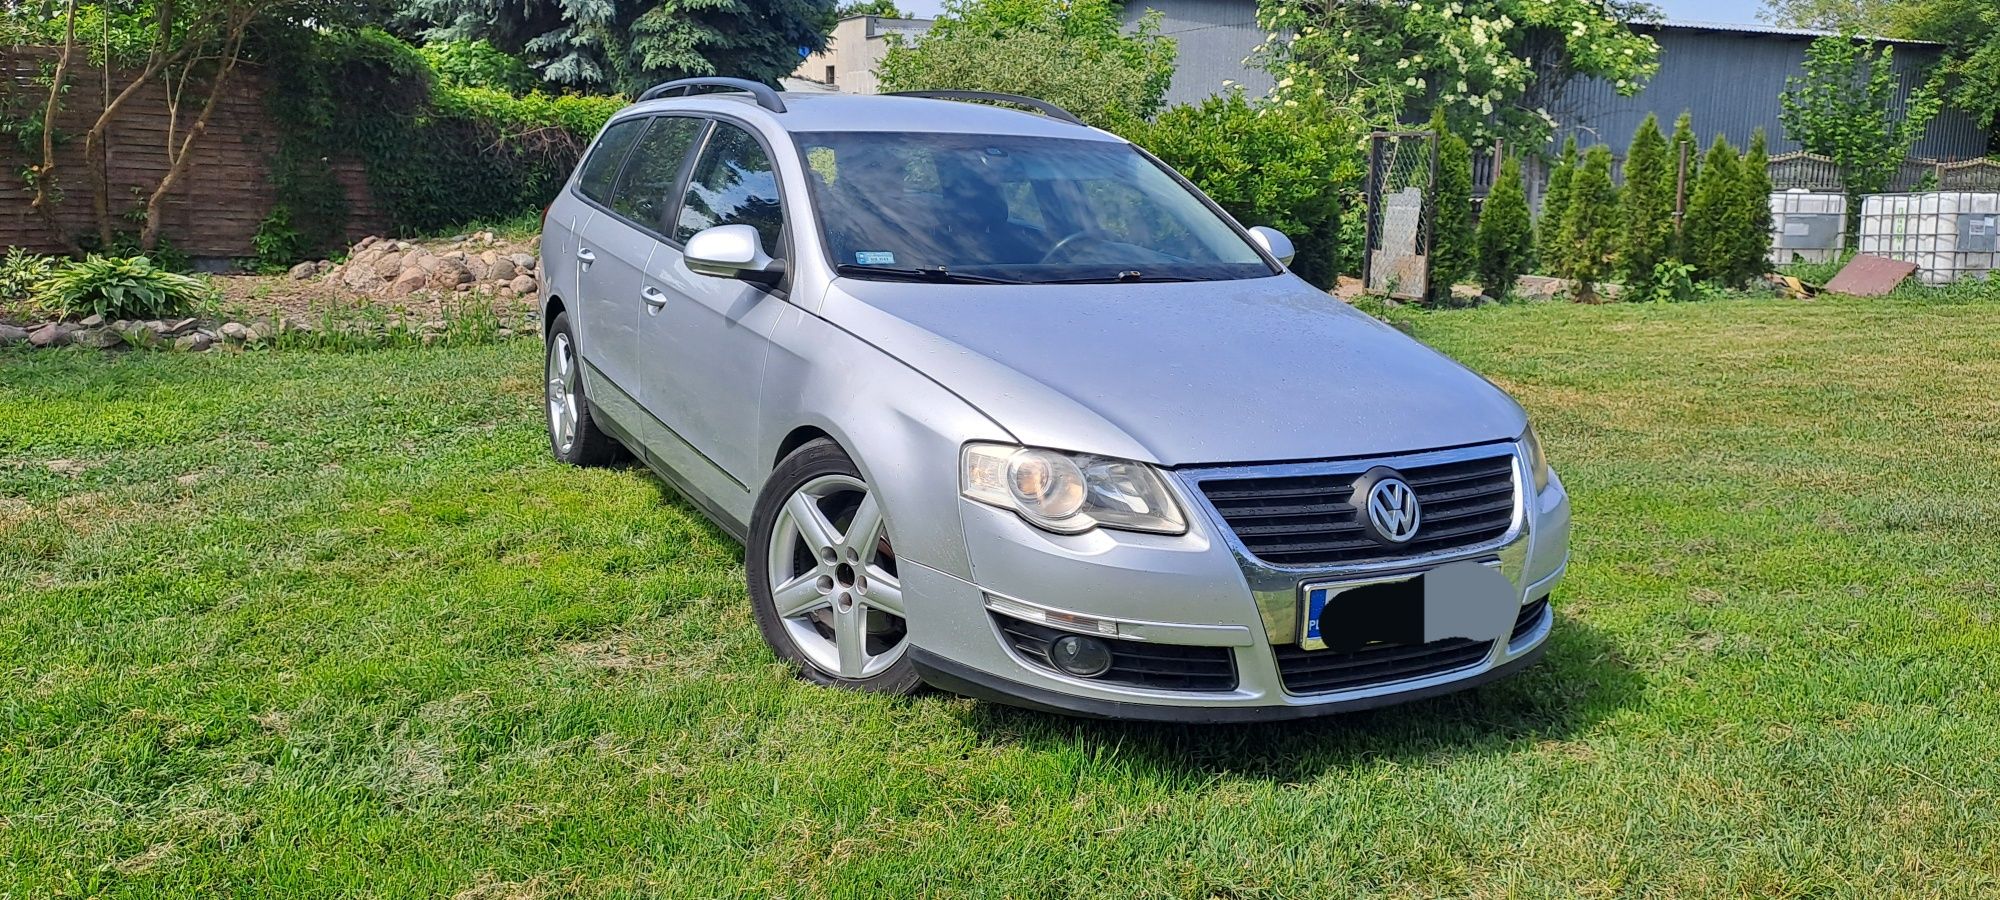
top-left (837, 0), bottom-right (909, 17)
top-left (1253, 0), bottom-right (1659, 146)
top-left (878, 0), bottom-right (1176, 127)
top-left (400, 0), bottom-right (838, 96)
top-left (1763, 0), bottom-right (1997, 135)
top-left (1779, 34), bottom-right (1943, 198)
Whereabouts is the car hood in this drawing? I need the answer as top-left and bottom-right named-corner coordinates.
top-left (815, 274), bottom-right (1528, 466)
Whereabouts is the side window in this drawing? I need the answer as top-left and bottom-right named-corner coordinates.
top-left (578, 119), bottom-right (648, 205)
top-left (608, 117), bottom-right (705, 233)
top-left (675, 123), bottom-right (785, 255)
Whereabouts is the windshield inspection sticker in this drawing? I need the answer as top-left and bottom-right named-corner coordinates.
top-left (854, 251), bottom-right (896, 265)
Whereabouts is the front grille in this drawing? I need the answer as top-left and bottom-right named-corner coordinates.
top-left (994, 615), bottom-right (1237, 692)
top-left (1198, 452), bottom-right (1518, 568)
top-left (1273, 638), bottom-right (1493, 695)
top-left (1511, 597), bottom-right (1550, 645)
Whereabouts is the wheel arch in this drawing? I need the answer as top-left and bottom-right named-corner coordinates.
top-left (542, 294), bottom-right (567, 338)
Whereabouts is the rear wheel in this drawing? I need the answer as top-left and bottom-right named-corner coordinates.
top-left (748, 440), bottom-right (921, 694)
top-left (544, 312), bottom-right (622, 466)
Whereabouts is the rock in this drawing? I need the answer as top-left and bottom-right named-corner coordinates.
top-left (73, 327), bottom-right (122, 349)
top-left (446, 234), bottom-right (471, 244)
top-left (454, 283), bottom-right (473, 293)
top-left (508, 253), bottom-right (536, 270)
top-left (488, 257), bottom-right (517, 282)
top-left (389, 268), bottom-right (429, 297)
top-left (496, 285), bottom-right (518, 298)
top-left (463, 257), bottom-right (491, 281)
top-left (413, 252), bottom-right (443, 274)
top-left (315, 260), bottom-right (334, 275)
top-left (289, 261), bottom-right (318, 280)
top-left (78, 314), bottom-right (105, 328)
top-left (174, 332), bottom-right (213, 352)
top-left (372, 252), bottom-right (406, 279)
top-left (248, 320), bottom-right (275, 342)
top-left (0, 323), bottom-right (28, 345)
top-left (342, 265), bottom-right (384, 291)
top-left (509, 274), bottom-right (538, 295)
top-left (166, 317), bottom-right (198, 335)
top-left (220, 322), bottom-right (252, 342)
top-left (429, 259), bottom-right (470, 291)
top-left (28, 323), bottom-right (70, 347)
top-left (356, 236), bottom-right (381, 250)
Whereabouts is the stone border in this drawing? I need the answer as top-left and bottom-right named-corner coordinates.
top-left (0, 313), bottom-right (526, 352)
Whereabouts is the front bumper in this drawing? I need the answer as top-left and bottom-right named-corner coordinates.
top-left (903, 441), bottom-right (1571, 720)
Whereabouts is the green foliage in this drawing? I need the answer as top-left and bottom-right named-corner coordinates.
top-left (261, 28), bottom-right (622, 262)
top-left (838, 0), bottom-right (909, 16)
top-left (1617, 115), bottom-right (1677, 299)
top-left (1738, 129), bottom-right (1776, 284)
top-left (1536, 135), bottom-right (1578, 275)
top-left (1255, 0), bottom-right (1659, 147)
top-left (1779, 34), bottom-right (1944, 204)
top-left (418, 39), bottom-right (540, 95)
top-left (1767, 0), bottom-right (1998, 138)
top-left (0, 248), bottom-right (60, 304)
top-left (34, 255), bottom-right (212, 320)
top-left (402, 0), bottom-right (836, 96)
top-left (253, 206), bottom-right (309, 273)
top-left (1667, 111), bottom-right (1700, 259)
top-left (1477, 155), bottom-right (1534, 300)
top-left (1558, 144), bottom-right (1619, 301)
top-left (1428, 109), bottom-right (1475, 305)
top-left (879, 0), bottom-right (1176, 128)
top-left (1124, 92), bottom-right (1363, 288)
top-left (1685, 136), bottom-right (1750, 286)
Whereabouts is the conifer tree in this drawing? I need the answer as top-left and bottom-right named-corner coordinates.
top-left (1536, 135), bottom-right (1579, 274)
top-left (1685, 135), bottom-right (1746, 285)
top-left (1736, 129), bottom-right (1775, 284)
top-left (1617, 114), bottom-right (1675, 297)
top-left (1427, 108), bottom-right (1476, 305)
top-left (1559, 145), bottom-right (1620, 302)
top-left (1477, 154), bottom-right (1535, 300)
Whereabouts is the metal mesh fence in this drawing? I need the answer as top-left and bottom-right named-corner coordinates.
top-left (1361, 131), bottom-right (1437, 300)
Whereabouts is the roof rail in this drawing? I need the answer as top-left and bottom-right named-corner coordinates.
top-left (883, 90), bottom-right (1084, 126)
top-left (637, 77), bottom-right (788, 113)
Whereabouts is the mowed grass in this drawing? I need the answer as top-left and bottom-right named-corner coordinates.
top-left (2, 295), bottom-right (1997, 898)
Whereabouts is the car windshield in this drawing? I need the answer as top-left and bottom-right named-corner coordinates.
top-left (794, 131), bottom-right (1275, 284)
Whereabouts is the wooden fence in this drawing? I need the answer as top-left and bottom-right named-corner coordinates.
top-left (0, 48), bottom-right (389, 259)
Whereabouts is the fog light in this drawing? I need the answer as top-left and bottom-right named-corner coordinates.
top-left (1049, 634), bottom-right (1114, 677)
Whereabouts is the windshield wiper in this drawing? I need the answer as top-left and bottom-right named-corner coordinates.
top-left (835, 264), bottom-right (1028, 286)
top-left (1034, 271), bottom-right (1202, 284)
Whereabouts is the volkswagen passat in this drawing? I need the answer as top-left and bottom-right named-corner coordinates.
top-left (537, 79), bottom-right (1570, 721)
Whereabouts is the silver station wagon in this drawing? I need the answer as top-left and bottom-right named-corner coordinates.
top-left (537, 79), bottom-right (1571, 721)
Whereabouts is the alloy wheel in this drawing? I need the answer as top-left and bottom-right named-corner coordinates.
top-left (766, 473), bottom-right (909, 679)
top-left (547, 332), bottom-right (579, 455)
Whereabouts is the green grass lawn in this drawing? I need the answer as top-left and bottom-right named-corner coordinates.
top-left (3, 296), bottom-right (1997, 898)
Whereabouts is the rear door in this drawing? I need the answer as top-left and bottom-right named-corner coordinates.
top-left (568, 117), bottom-right (650, 393)
top-left (639, 119), bottom-right (794, 487)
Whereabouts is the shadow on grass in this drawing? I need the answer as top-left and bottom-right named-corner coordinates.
top-left (948, 615), bottom-right (1641, 781)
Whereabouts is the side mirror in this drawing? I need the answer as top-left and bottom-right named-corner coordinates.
top-left (684, 224), bottom-right (785, 285)
top-left (1248, 226), bottom-right (1296, 267)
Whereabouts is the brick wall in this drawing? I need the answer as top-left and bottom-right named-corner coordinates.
top-left (0, 49), bottom-right (390, 259)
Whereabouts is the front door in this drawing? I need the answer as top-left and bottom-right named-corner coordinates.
top-left (640, 119), bottom-right (794, 490)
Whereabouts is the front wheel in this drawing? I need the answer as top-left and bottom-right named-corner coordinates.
top-left (748, 439), bottom-right (921, 694)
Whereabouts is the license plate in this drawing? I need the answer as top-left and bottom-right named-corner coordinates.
top-left (1300, 560), bottom-right (1518, 652)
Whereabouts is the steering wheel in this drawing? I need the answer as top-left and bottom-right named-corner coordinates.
top-left (1040, 230), bottom-right (1121, 265)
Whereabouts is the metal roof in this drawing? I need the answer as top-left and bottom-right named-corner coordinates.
top-left (1648, 19), bottom-right (1941, 47)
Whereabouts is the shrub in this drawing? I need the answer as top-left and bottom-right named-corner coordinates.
top-left (1618, 114), bottom-right (1676, 298)
top-left (35, 255), bottom-right (213, 321)
top-left (1559, 145), bottom-right (1620, 302)
top-left (1125, 92), bottom-right (1363, 288)
top-left (1427, 109), bottom-right (1476, 305)
top-left (1537, 135), bottom-right (1579, 274)
top-left (1737, 129), bottom-right (1776, 285)
top-left (1686, 135), bottom-right (1748, 285)
top-left (0, 248), bottom-right (59, 302)
top-left (1477, 155), bottom-right (1534, 299)
top-left (418, 40), bottom-right (539, 95)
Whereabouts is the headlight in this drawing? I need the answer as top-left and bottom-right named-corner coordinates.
top-left (1521, 425), bottom-right (1551, 493)
top-left (962, 443), bottom-right (1187, 535)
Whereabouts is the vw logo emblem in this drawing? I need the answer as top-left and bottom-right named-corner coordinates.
top-left (1365, 476), bottom-right (1422, 544)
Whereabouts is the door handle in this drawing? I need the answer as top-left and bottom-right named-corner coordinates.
top-left (576, 247), bottom-right (597, 266)
top-left (641, 286), bottom-right (670, 310)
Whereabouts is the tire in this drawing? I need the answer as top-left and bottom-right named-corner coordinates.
top-left (543, 312), bottom-right (623, 467)
top-left (748, 439), bottom-right (922, 694)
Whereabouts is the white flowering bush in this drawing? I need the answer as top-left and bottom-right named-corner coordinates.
top-left (1254, 0), bottom-right (1659, 146)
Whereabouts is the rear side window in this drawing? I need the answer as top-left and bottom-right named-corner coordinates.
top-left (675, 123), bottom-right (784, 255)
top-left (578, 119), bottom-right (648, 204)
top-left (609, 117), bottom-right (706, 233)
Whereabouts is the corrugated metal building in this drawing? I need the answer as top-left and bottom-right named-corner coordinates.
top-left (1125, 2), bottom-right (1991, 163)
